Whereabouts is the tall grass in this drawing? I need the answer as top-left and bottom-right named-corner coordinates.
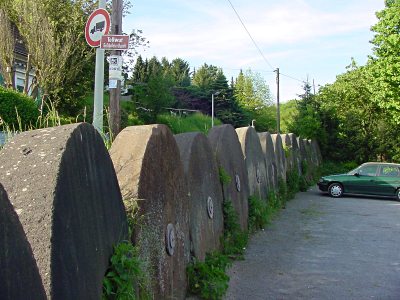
top-left (156, 112), bottom-right (222, 134)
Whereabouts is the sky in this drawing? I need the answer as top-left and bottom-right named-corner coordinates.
top-left (123, 0), bottom-right (385, 102)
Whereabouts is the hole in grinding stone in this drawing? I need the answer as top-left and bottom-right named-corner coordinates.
top-left (207, 196), bottom-right (214, 219)
top-left (166, 223), bottom-right (176, 256)
top-left (235, 174), bottom-right (241, 192)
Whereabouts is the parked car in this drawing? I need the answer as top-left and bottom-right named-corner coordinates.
top-left (318, 162), bottom-right (400, 201)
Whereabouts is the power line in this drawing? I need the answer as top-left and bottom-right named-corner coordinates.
top-left (226, 0), bottom-right (274, 71)
top-left (280, 72), bottom-right (305, 83)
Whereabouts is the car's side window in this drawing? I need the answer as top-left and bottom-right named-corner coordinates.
top-left (380, 166), bottom-right (400, 177)
top-left (358, 165), bottom-right (378, 176)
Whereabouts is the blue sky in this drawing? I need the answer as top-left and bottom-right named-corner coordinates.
top-left (123, 0), bottom-right (385, 102)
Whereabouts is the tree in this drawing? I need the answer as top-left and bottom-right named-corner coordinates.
top-left (368, 0), bottom-right (400, 124)
top-left (1, 0), bottom-right (96, 115)
top-left (192, 63), bottom-right (220, 90)
top-left (233, 69), bottom-right (275, 131)
top-left (313, 61), bottom-right (392, 162)
top-left (132, 72), bottom-right (175, 123)
top-left (0, 8), bottom-right (15, 89)
top-left (169, 58), bottom-right (191, 87)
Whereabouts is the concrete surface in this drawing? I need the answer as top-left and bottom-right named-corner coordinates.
top-left (225, 187), bottom-right (400, 299)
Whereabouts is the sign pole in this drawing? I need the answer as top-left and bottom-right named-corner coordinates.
top-left (93, 0), bottom-right (107, 133)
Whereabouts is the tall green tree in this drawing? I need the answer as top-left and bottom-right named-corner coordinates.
top-left (192, 63), bottom-right (220, 90)
top-left (368, 0), bottom-right (400, 124)
top-left (234, 69), bottom-right (275, 131)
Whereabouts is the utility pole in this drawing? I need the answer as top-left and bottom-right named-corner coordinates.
top-left (274, 68), bottom-right (280, 134)
top-left (109, 0), bottom-right (123, 138)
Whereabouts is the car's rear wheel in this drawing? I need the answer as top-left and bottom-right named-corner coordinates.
top-left (395, 189), bottom-right (400, 201)
top-left (328, 182), bottom-right (343, 198)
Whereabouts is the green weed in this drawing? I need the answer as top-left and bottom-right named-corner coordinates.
top-left (102, 242), bottom-right (150, 300)
top-left (187, 252), bottom-right (231, 300)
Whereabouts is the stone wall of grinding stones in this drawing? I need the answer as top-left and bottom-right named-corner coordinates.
top-left (0, 122), bottom-right (321, 299)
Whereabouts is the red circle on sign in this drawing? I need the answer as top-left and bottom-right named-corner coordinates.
top-left (85, 8), bottom-right (111, 47)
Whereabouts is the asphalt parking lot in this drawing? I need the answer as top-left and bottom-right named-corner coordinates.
top-left (225, 186), bottom-right (400, 299)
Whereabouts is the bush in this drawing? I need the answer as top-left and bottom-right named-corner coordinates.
top-left (0, 87), bottom-right (39, 130)
top-left (248, 195), bottom-right (269, 232)
top-left (187, 253), bottom-right (231, 300)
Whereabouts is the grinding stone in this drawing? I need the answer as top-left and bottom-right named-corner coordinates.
top-left (110, 124), bottom-right (190, 300)
top-left (258, 132), bottom-right (278, 191)
top-left (236, 127), bottom-right (269, 201)
top-left (271, 134), bottom-right (287, 182)
top-left (174, 132), bottom-right (224, 261)
top-left (208, 124), bottom-right (249, 231)
top-left (0, 183), bottom-right (46, 299)
top-left (0, 123), bottom-right (128, 299)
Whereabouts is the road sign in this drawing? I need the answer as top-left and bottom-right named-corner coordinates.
top-left (85, 8), bottom-right (111, 47)
top-left (100, 35), bottom-right (129, 50)
top-left (109, 55), bottom-right (123, 81)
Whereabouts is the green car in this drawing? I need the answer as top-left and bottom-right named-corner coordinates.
top-left (318, 162), bottom-right (400, 200)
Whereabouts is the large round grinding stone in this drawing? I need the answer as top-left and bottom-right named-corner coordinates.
top-left (281, 133), bottom-right (294, 172)
top-left (109, 124), bottom-right (189, 299)
top-left (271, 134), bottom-right (287, 182)
top-left (0, 183), bottom-right (46, 299)
top-left (305, 139), bottom-right (316, 169)
top-left (236, 127), bottom-right (268, 201)
top-left (258, 132), bottom-right (278, 191)
top-left (174, 132), bottom-right (224, 261)
top-left (311, 139), bottom-right (322, 165)
top-left (288, 133), bottom-right (301, 175)
top-left (0, 123), bottom-right (128, 299)
top-left (208, 124), bottom-right (249, 231)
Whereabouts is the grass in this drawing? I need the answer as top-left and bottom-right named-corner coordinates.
top-left (157, 112), bottom-right (222, 134)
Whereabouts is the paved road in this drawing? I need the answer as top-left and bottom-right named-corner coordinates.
top-left (225, 187), bottom-right (400, 299)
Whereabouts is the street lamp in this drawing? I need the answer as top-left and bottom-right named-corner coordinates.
top-left (211, 91), bottom-right (221, 127)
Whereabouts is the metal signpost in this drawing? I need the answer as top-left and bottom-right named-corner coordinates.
top-left (85, 4), bottom-right (110, 133)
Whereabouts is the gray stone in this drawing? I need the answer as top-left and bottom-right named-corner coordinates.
top-left (110, 124), bottom-right (189, 300)
top-left (0, 123), bottom-right (128, 299)
top-left (174, 132), bottom-right (224, 261)
top-left (271, 134), bottom-right (287, 182)
top-left (288, 133), bottom-right (301, 175)
top-left (236, 127), bottom-right (269, 201)
top-left (309, 139), bottom-right (322, 167)
top-left (208, 124), bottom-right (249, 231)
top-left (0, 183), bottom-right (46, 300)
top-left (258, 132), bottom-right (278, 191)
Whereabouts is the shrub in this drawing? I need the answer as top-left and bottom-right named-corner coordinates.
top-left (222, 200), bottom-right (248, 259)
top-left (0, 87), bottom-right (39, 130)
top-left (187, 253), bottom-right (231, 300)
top-left (248, 195), bottom-right (269, 232)
top-left (102, 242), bottom-right (150, 300)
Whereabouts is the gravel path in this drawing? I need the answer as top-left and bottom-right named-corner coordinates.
top-left (225, 187), bottom-right (400, 299)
